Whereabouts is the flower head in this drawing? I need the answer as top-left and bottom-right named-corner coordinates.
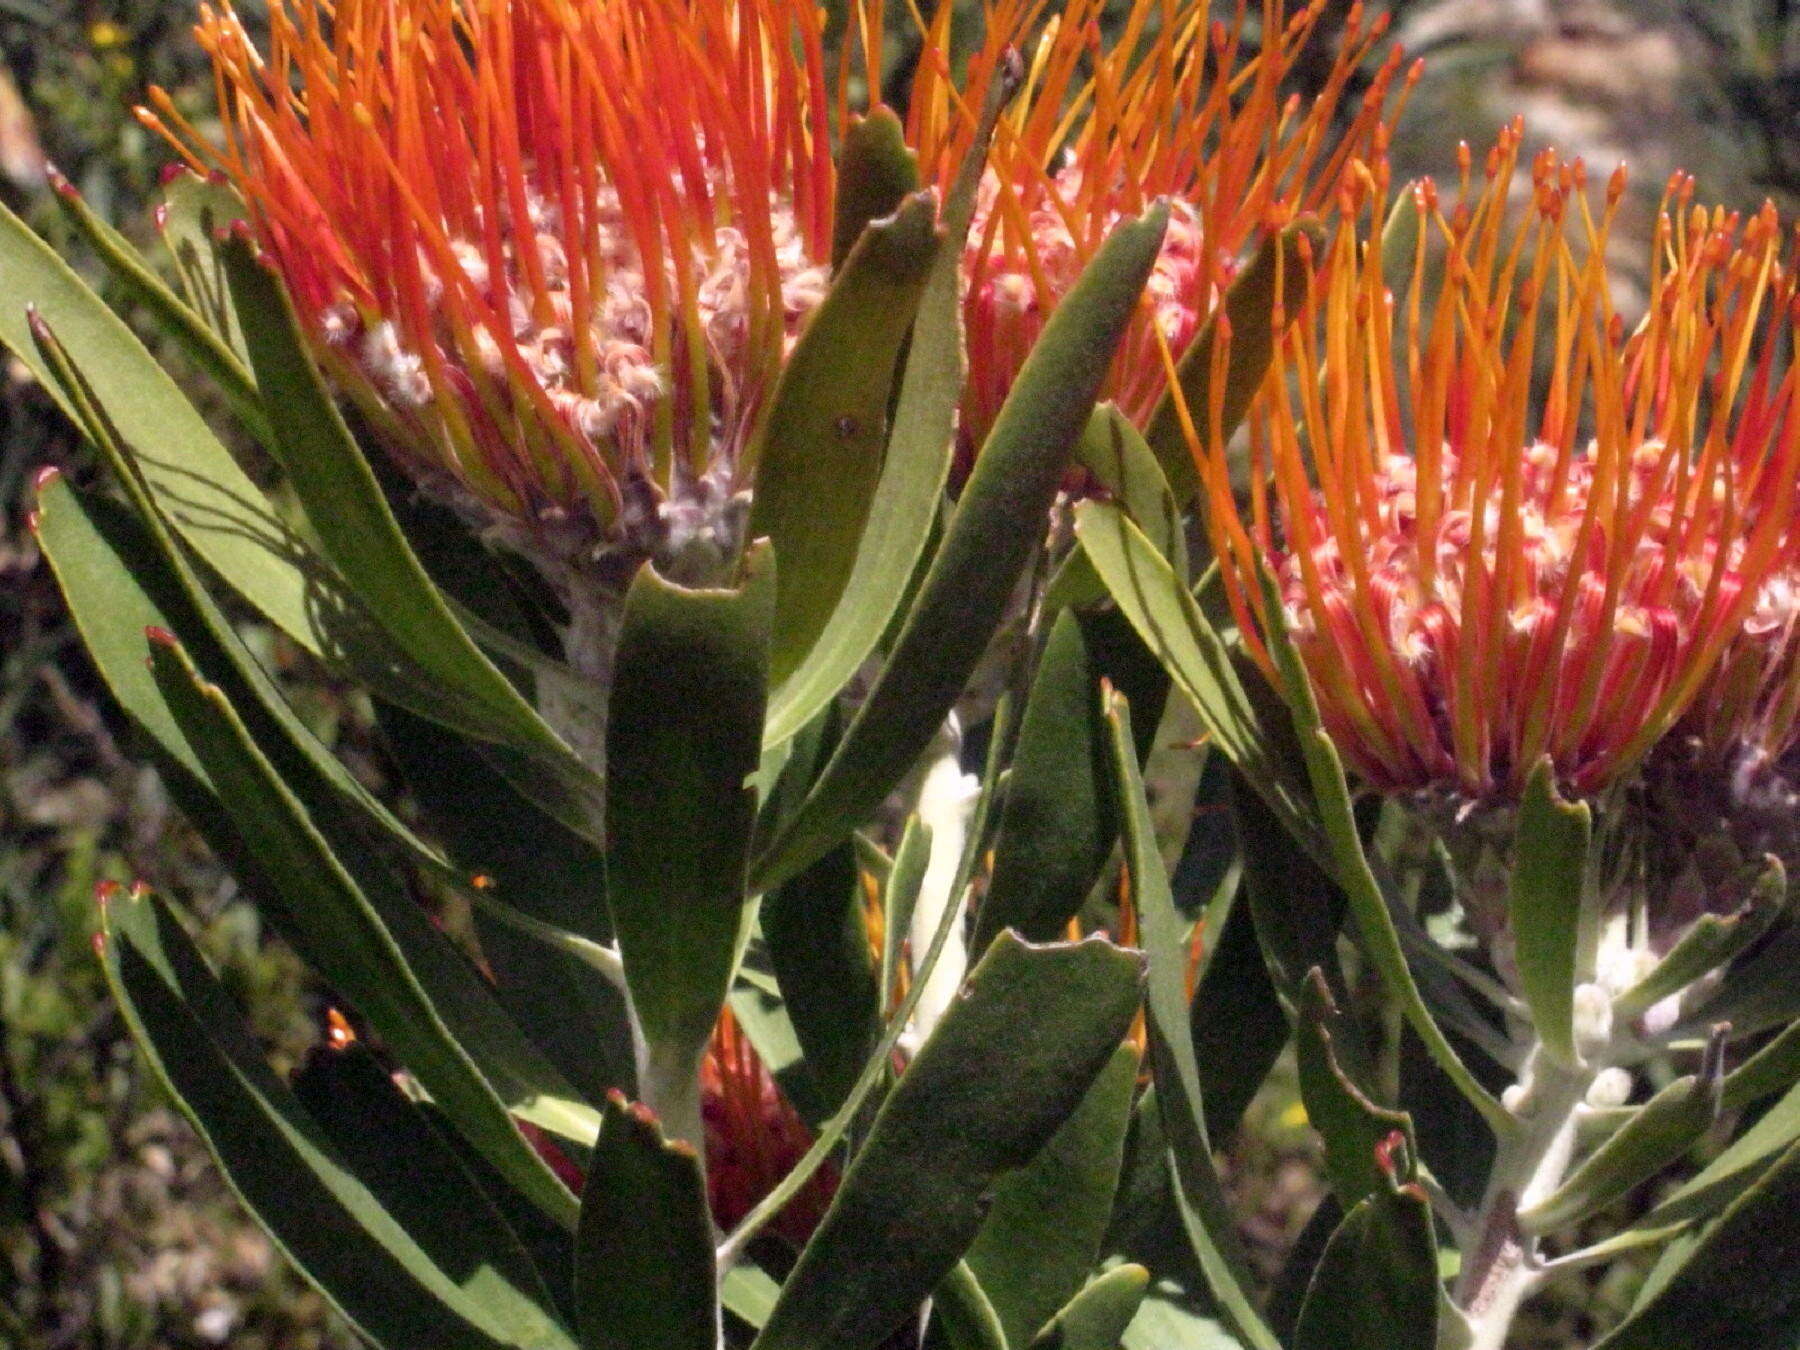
top-left (701, 1007), bottom-right (834, 1245)
top-left (143, 0), bottom-right (838, 571)
top-left (942, 0), bottom-right (1419, 455)
top-left (1207, 122), bottom-right (1800, 804)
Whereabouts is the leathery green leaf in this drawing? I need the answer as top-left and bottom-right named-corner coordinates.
top-left (966, 1043), bottom-right (1141, 1348)
top-left (1253, 565), bottom-right (1511, 1135)
top-left (219, 235), bottom-right (600, 815)
top-left (750, 934), bottom-right (1144, 1350)
top-left (145, 637), bottom-right (579, 1226)
top-left (0, 200), bottom-right (326, 649)
top-left (974, 606), bottom-right (1166, 951)
top-left (35, 450), bottom-right (598, 1150)
top-left (46, 167), bottom-right (268, 444)
top-left (605, 547), bottom-right (774, 1143)
top-left (574, 1095), bottom-right (718, 1350)
top-left (934, 1262), bottom-right (1009, 1350)
top-left (1292, 1185), bottom-right (1438, 1350)
top-left (1295, 971), bottom-right (1417, 1209)
top-left (291, 1040), bottom-right (561, 1321)
top-left (35, 465), bottom-right (600, 1153)
top-left (1074, 500), bottom-right (1322, 862)
top-left (160, 170), bottom-right (254, 366)
top-left (760, 69), bottom-right (1013, 753)
top-left (762, 839), bottom-right (881, 1117)
top-left (831, 108), bottom-right (921, 271)
top-left (1521, 1031), bottom-right (1726, 1235)
top-left (1102, 687), bottom-right (1279, 1350)
top-left (1144, 227), bottom-right (1312, 509)
top-left (1508, 758), bottom-right (1591, 1067)
top-left (97, 887), bottom-right (575, 1350)
top-left (1027, 1265), bottom-right (1151, 1350)
top-left (1600, 1133), bottom-right (1800, 1349)
top-left (754, 203), bottom-right (1171, 892)
top-left (379, 703), bottom-right (632, 1105)
top-left (749, 194), bottom-right (938, 681)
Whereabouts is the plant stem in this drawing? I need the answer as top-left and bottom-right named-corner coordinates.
top-left (1453, 1047), bottom-right (1593, 1350)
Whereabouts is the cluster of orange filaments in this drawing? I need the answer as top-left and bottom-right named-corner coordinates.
top-left (934, 0), bottom-right (1419, 452)
top-left (1204, 121), bottom-right (1800, 802)
top-left (142, 0), bottom-right (838, 564)
top-left (700, 1008), bottom-right (833, 1246)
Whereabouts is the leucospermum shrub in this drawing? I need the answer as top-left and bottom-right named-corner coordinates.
top-left (11, 0), bottom-right (1800, 1348)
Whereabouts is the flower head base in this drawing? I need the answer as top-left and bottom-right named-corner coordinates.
top-left (1208, 122), bottom-right (1800, 804)
top-left (940, 0), bottom-right (1419, 454)
top-left (144, 0), bottom-right (836, 574)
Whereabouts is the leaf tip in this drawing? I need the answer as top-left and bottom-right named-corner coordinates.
top-left (144, 625), bottom-right (180, 650)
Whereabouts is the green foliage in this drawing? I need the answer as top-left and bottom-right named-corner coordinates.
top-left (12, 14), bottom-right (1800, 1350)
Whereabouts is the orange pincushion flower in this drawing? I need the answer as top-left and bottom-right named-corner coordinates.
top-left (1205, 122), bottom-right (1800, 803)
top-left (929, 0), bottom-right (1419, 456)
top-left (143, 0), bottom-right (838, 569)
top-left (701, 1007), bottom-right (834, 1246)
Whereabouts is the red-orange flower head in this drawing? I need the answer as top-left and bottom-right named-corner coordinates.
top-left (143, 0), bottom-right (838, 572)
top-left (933, 0), bottom-right (1419, 457)
top-left (701, 1007), bottom-right (833, 1246)
top-left (1206, 122), bottom-right (1800, 805)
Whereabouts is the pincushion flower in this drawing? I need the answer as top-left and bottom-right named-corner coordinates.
top-left (142, 0), bottom-right (838, 588)
top-left (1204, 122), bottom-right (1800, 806)
top-left (932, 0), bottom-right (1420, 459)
top-left (701, 1008), bottom-right (834, 1246)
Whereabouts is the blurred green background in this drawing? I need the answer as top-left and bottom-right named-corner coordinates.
top-left (0, 1), bottom-right (1793, 1344)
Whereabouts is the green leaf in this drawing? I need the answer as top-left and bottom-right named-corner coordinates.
top-left (1102, 689), bottom-right (1277, 1350)
top-left (46, 167), bottom-right (268, 444)
top-left (0, 200), bottom-right (328, 653)
top-left (379, 703), bottom-right (632, 1104)
top-left (750, 933), bottom-right (1145, 1350)
top-left (763, 839), bottom-right (881, 1116)
top-left (1616, 857), bottom-right (1786, 1023)
top-left (1231, 769), bottom-right (1361, 1058)
top-left (34, 472), bottom-right (599, 1152)
top-left (291, 1039), bottom-right (561, 1318)
top-left (975, 607), bottom-right (1166, 950)
top-left (1521, 1033), bottom-right (1726, 1234)
top-left (1641, 1073), bottom-right (1800, 1231)
top-left (160, 170), bottom-right (254, 366)
top-left (605, 548), bottom-right (774, 1141)
top-left (1143, 228), bottom-right (1311, 510)
top-left (749, 194), bottom-right (938, 680)
top-left (754, 203), bottom-right (1171, 892)
top-left (935, 1262), bottom-right (1011, 1350)
top-left (574, 1095), bottom-right (718, 1350)
top-left (760, 80), bottom-right (1003, 754)
top-left (145, 636), bottom-right (580, 1226)
top-left (966, 1044), bottom-right (1140, 1347)
top-left (1507, 758), bottom-right (1592, 1067)
top-left (219, 235), bottom-right (601, 829)
top-left (1599, 1134), bottom-right (1800, 1349)
top-left (1296, 971), bottom-right (1417, 1209)
top-left (1027, 1266), bottom-right (1151, 1350)
top-left (1076, 404), bottom-right (1186, 576)
top-left (831, 108), bottom-right (922, 271)
top-left (884, 816), bottom-right (932, 1007)
top-left (1292, 1186), bottom-right (1439, 1350)
top-left (1252, 565), bottom-right (1511, 1135)
top-left (97, 887), bottom-right (575, 1350)
top-left (1074, 502), bottom-right (1321, 860)
top-left (1188, 891), bottom-right (1291, 1148)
